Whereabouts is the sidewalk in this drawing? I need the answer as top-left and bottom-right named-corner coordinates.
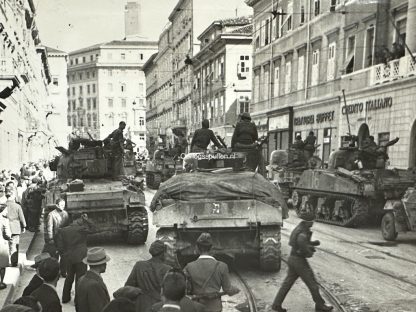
top-left (0, 230), bottom-right (38, 307)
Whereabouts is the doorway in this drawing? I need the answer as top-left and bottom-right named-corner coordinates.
top-left (409, 119), bottom-right (416, 168)
top-left (357, 123), bottom-right (370, 148)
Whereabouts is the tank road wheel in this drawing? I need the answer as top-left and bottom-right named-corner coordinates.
top-left (156, 229), bottom-right (180, 268)
top-left (126, 208), bottom-right (149, 245)
top-left (153, 173), bottom-right (162, 189)
top-left (259, 227), bottom-right (281, 272)
top-left (381, 212), bottom-right (398, 241)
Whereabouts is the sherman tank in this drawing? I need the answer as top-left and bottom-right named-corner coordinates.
top-left (151, 147), bottom-right (288, 272)
top-left (46, 139), bottom-right (148, 244)
top-left (145, 148), bottom-right (182, 189)
top-left (291, 136), bottom-right (414, 227)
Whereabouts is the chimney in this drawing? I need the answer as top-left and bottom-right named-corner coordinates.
top-left (125, 1), bottom-right (142, 38)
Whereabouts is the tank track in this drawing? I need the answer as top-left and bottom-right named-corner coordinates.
top-left (293, 189), bottom-right (369, 227)
top-left (259, 227), bottom-right (281, 272)
top-left (126, 207), bottom-right (149, 245)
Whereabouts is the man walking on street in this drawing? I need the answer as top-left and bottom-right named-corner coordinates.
top-left (125, 240), bottom-right (172, 312)
top-left (31, 258), bottom-right (62, 312)
top-left (56, 213), bottom-right (96, 303)
top-left (22, 253), bottom-right (51, 296)
top-left (44, 198), bottom-right (69, 276)
top-left (184, 233), bottom-right (239, 312)
top-left (5, 191), bottom-right (26, 267)
top-left (272, 213), bottom-right (333, 312)
top-left (75, 247), bottom-right (111, 312)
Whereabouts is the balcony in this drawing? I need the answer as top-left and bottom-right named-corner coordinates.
top-left (371, 54), bottom-right (416, 85)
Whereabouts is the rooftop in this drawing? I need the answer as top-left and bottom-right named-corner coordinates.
top-left (69, 39), bottom-right (158, 55)
top-left (45, 46), bottom-right (67, 55)
top-left (230, 24), bottom-right (253, 34)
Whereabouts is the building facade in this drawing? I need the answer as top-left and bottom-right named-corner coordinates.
top-left (46, 47), bottom-right (71, 148)
top-left (0, 0), bottom-right (54, 171)
top-left (67, 40), bottom-right (157, 150)
top-left (191, 17), bottom-right (253, 146)
top-left (145, 0), bottom-right (252, 148)
top-left (247, 0), bottom-right (416, 168)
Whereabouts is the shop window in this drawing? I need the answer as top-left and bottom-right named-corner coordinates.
top-left (378, 132), bottom-right (390, 146)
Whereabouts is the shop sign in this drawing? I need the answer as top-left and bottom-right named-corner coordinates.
top-left (294, 111), bottom-right (335, 126)
top-left (342, 96), bottom-right (393, 115)
top-left (269, 114), bottom-right (289, 131)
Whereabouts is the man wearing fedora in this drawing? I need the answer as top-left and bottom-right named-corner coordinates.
top-left (31, 257), bottom-right (62, 312)
top-left (75, 247), bottom-right (111, 312)
top-left (272, 213), bottom-right (333, 312)
top-left (125, 240), bottom-right (172, 312)
top-left (184, 233), bottom-right (239, 312)
top-left (22, 252), bottom-right (51, 296)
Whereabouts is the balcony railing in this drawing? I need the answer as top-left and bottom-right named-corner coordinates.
top-left (371, 54), bottom-right (416, 85)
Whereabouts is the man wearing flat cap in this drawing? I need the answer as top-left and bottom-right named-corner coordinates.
top-left (75, 247), bottom-right (111, 312)
top-left (125, 240), bottom-right (172, 312)
top-left (184, 233), bottom-right (239, 312)
top-left (22, 252), bottom-right (51, 296)
top-left (272, 212), bottom-right (333, 312)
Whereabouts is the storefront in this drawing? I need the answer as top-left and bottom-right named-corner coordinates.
top-left (266, 107), bottom-right (293, 162)
top-left (339, 80), bottom-right (415, 169)
top-left (292, 100), bottom-right (339, 164)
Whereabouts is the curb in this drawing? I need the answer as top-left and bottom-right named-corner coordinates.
top-left (1, 231), bottom-right (39, 307)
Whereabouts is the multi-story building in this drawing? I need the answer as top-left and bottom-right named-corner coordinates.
top-left (45, 47), bottom-right (71, 148)
top-left (247, 0), bottom-right (416, 168)
top-left (191, 17), bottom-right (253, 145)
top-left (67, 39), bottom-right (157, 149)
top-left (0, 0), bottom-right (54, 170)
top-left (145, 0), bottom-right (252, 147)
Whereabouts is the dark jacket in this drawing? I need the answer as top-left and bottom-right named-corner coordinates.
top-left (22, 274), bottom-right (43, 296)
top-left (184, 256), bottom-right (233, 312)
top-left (31, 283), bottom-right (62, 312)
top-left (152, 297), bottom-right (206, 312)
top-left (289, 222), bottom-right (320, 258)
top-left (56, 219), bottom-right (95, 264)
top-left (45, 208), bottom-right (69, 242)
top-left (304, 135), bottom-right (316, 149)
top-left (191, 121), bottom-right (221, 151)
top-left (75, 270), bottom-right (110, 312)
top-left (5, 200), bottom-right (26, 234)
top-left (125, 258), bottom-right (172, 312)
top-left (231, 120), bottom-right (258, 148)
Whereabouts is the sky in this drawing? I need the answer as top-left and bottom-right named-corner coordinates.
top-left (35, 0), bottom-right (252, 53)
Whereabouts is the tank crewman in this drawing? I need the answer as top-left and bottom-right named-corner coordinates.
top-left (360, 135), bottom-right (378, 168)
top-left (184, 233), bottom-right (239, 312)
top-left (231, 112), bottom-right (258, 148)
top-left (304, 131), bottom-right (317, 159)
top-left (190, 120), bottom-right (222, 152)
top-left (292, 135), bottom-right (304, 149)
top-left (104, 121), bottom-right (127, 178)
top-left (68, 130), bottom-right (82, 152)
top-left (125, 240), bottom-right (172, 312)
top-left (272, 212), bottom-right (333, 312)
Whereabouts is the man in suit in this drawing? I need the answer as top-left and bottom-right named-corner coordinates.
top-left (31, 258), bottom-right (62, 312)
top-left (125, 240), bottom-right (172, 312)
top-left (75, 247), bottom-right (111, 312)
top-left (22, 253), bottom-right (51, 296)
top-left (184, 233), bottom-right (239, 312)
top-left (44, 198), bottom-right (69, 276)
top-left (5, 191), bottom-right (26, 267)
top-left (56, 213), bottom-right (96, 303)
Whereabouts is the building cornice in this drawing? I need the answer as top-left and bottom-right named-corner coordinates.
top-left (343, 22), bottom-right (359, 32)
top-left (325, 27), bottom-right (340, 38)
top-left (361, 13), bottom-right (376, 23)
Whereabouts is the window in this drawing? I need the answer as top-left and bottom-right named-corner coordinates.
top-left (108, 83), bottom-right (113, 92)
top-left (121, 98), bottom-right (126, 108)
top-left (70, 59), bottom-right (73, 66)
top-left (323, 128), bottom-right (332, 163)
top-left (92, 71), bottom-right (95, 78)
top-left (396, 19), bottom-right (407, 45)
top-left (108, 98), bottom-right (113, 108)
top-left (53, 77), bottom-right (59, 86)
top-left (262, 66), bottom-right (270, 100)
top-left (346, 36), bottom-right (355, 74)
top-left (72, 100), bottom-right (76, 110)
top-left (284, 61), bottom-right (291, 94)
top-left (75, 58), bottom-right (78, 65)
top-left (327, 43), bottom-right (336, 81)
top-left (86, 72), bottom-right (90, 79)
top-left (80, 117), bottom-right (84, 127)
top-left (92, 98), bottom-right (97, 109)
top-left (274, 10), bottom-right (282, 39)
top-left (121, 53), bottom-right (126, 60)
top-left (87, 98), bottom-right (91, 110)
top-left (79, 86), bottom-right (83, 95)
top-left (139, 117), bottom-right (144, 126)
top-left (92, 84), bottom-right (96, 93)
top-left (90, 55), bottom-right (94, 62)
top-left (93, 113), bottom-right (97, 121)
top-left (311, 50), bottom-right (320, 86)
top-left (255, 22), bottom-right (260, 49)
top-left (314, 0), bottom-right (320, 16)
top-left (78, 73), bottom-right (83, 80)
top-left (79, 98), bottom-right (83, 107)
top-left (297, 55), bottom-right (305, 90)
top-left (87, 84), bottom-right (91, 94)
top-left (238, 55), bottom-right (250, 77)
top-left (139, 134), bottom-right (145, 141)
top-left (87, 114), bottom-right (91, 127)
top-left (72, 74), bottom-right (75, 81)
top-left (108, 69), bottom-right (113, 76)
top-left (364, 27), bottom-right (375, 68)
top-left (330, 0), bottom-right (337, 12)
top-left (67, 116), bottom-right (71, 126)
top-left (72, 116), bottom-right (77, 127)
top-left (121, 83), bottom-right (126, 92)
top-left (273, 66), bottom-right (279, 97)
top-left (82, 56), bottom-right (86, 63)
top-left (287, 16), bottom-right (292, 31)
top-left (265, 18), bottom-right (270, 45)
top-left (180, 78), bottom-right (183, 88)
top-left (300, 5), bottom-right (305, 24)
top-left (140, 53), bottom-right (143, 60)
top-left (239, 96), bottom-right (250, 114)
top-left (219, 56), bottom-right (224, 77)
